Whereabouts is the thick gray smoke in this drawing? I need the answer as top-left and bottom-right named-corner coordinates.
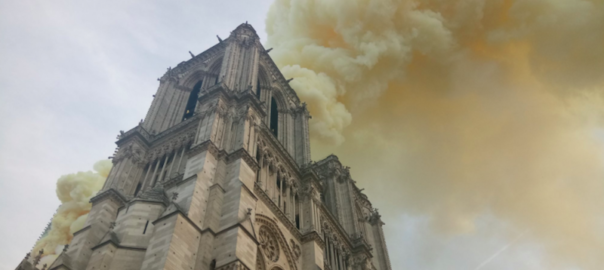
top-left (266, 0), bottom-right (604, 268)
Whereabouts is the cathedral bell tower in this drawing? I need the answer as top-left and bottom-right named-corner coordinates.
top-left (38, 23), bottom-right (391, 270)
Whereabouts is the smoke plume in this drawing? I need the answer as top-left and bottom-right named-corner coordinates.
top-left (266, 0), bottom-right (604, 268)
top-left (31, 160), bottom-right (111, 268)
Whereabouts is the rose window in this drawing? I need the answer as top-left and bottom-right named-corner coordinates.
top-left (259, 226), bottom-right (280, 262)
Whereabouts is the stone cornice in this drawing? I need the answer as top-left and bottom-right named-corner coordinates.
top-left (226, 148), bottom-right (260, 172)
top-left (300, 167), bottom-right (323, 193)
top-left (215, 259), bottom-right (251, 270)
top-left (300, 231), bottom-right (325, 249)
top-left (115, 115), bottom-right (200, 166)
top-left (235, 90), bottom-right (267, 118)
top-left (71, 225), bottom-right (91, 237)
top-left (151, 208), bottom-right (259, 247)
top-left (90, 189), bottom-right (128, 206)
top-left (149, 114), bottom-right (199, 145)
top-left (161, 173), bottom-right (185, 189)
top-left (160, 41), bottom-right (227, 82)
top-left (190, 140), bottom-right (261, 175)
top-left (116, 125), bottom-right (152, 146)
top-left (116, 114), bottom-right (199, 148)
top-left (90, 240), bottom-right (147, 252)
top-left (350, 235), bottom-right (373, 256)
top-left (240, 180), bottom-right (258, 202)
top-left (199, 82), bottom-right (267, 120)
top-left (198, 81), bottom-right (236, 103)
top-left (116, 199), bottom-right (167, 214)
top-left (209, 183), bottom-right (226, 193)
top-left (188, 140), bottom-right (221, 158)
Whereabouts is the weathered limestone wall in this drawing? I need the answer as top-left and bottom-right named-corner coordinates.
top-left (42, 23), bottom-right (391, 270)
top-left (67, 195), bottom-right (123, 270)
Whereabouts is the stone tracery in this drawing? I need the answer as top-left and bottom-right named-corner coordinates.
top-left (256, 214), bottom-right (298, 270)
top-left (259, 226), bottom-right (280, 262)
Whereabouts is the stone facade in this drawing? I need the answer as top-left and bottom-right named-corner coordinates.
top-left (19, 23), bottom-right (391, 270)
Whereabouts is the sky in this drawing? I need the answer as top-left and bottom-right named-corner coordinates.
top-left (1, 0), bottom-right (603, 270)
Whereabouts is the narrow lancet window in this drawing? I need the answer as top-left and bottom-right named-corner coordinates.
top-left (270, 97), bottom-right (278, 137)
top-left (133, 182), bottom-right (142, 197)
top-left (256, 150), bottom-right (261, 183)
top-left (295, 194), bottom-right (300, 229)
top-left (256, 79), bottom-right (262, 99)
top-left (276, 176), bottom-right (281, 205)
top-left (182, 80), bottom-right (202, 121)
top-left (296, 214), bottom-right (300, 229)
top-left (143, 220), bottom-right (149, 234)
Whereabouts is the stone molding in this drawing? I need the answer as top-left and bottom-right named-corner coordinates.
top-left (351, 254), bottom-right (377, 270)
top-left (215, 260), bottom-right (251, 270)
top-left (90, 239), bottom-right (146, 252)
top-left (226, 148), bottom-right (260, 172)
top-left (255, 250), bottom-right (266, 270)
top-left (254, 182), bottom-right (301, 240)
top-left (189, 139), bottom-right (260, 173)
top-left (71, 225), bottom-right (91, 237)
top-left (258, 47), bottom-right (301, 105)
top-left (256, 128), bottom-right (301, 181)
top-left (161, 173), bottom-right (185, 189)
top-left (159, 41), bottom-right (226, 83)
top-left (240, 181), bottom-right (258, 202)
top-left (209, 183), bottom-right (226, 194)
top-left (115, 115), bottom-right (200, 167)
top-left (258, 225), bottom-right (280, 262)
top-left (300, 231), bottom-right (325, 249)
top-left (289, 239), bottom-right (301, 260)
top-left (312, 155), bottom-right (351, 184)
top-left (90, 189), bottom-right (128, 206)
top-left (317, 201), bottom-right (353, 253)
top-left (255, 214), bottom-right (298, 270)
top-left (188, 140), bottom-right (220, 158)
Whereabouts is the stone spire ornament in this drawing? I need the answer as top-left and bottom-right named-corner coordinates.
top-left (33, 249), bottom-right (43, 267)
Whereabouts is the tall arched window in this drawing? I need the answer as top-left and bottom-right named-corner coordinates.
top-left (133, 182), bottom-right (142, 197)
top-left (256, 79), bottom-right (262, 99)
top-left (256, 150), bottom-right (262, 183)
top-left (270, 97), bottom-right (278, 137)
top-left (182, 80), bottom-right (202, 121)
top-left (276, 176), bottom-right (281, 205)
top-left (295, 194), bottom-right (300, 229)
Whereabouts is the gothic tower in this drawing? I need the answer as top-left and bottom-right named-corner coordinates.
top-left (23, 23), bottom-right (391, 270)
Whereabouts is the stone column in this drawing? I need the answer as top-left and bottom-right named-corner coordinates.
top-left (149, 158), bottom-right (160, 187)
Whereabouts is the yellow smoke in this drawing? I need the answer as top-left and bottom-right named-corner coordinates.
top-left (31, 160), bottom-right (112, 268)
top-left (267, 0), bottom-right (604, 268)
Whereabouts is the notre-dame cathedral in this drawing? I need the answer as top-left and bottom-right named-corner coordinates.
top-left (18, 23), bottom-right (391, 270)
